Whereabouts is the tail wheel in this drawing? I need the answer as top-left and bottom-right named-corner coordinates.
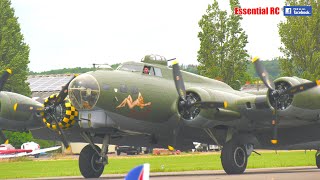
top-left (42, 94), bottom-right (78, 130)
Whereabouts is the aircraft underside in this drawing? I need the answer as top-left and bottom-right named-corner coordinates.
top-left (30, 119), bottom-right (320, 177)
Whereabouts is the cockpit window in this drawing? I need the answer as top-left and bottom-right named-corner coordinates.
top-left (154, 68), bottom-right (162, 77)
top-left (142, 66), bottom-right (162, 77)
top-left (118, 64), bottom-right (143, 72)
top-left (149, 67), bottom-right (155, 75)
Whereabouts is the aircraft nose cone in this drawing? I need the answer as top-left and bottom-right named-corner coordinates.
top-left (68, 74), bottom-right (100, 110)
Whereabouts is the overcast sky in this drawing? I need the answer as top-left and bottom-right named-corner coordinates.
top-left (11, 0), bottom-right (285, 72)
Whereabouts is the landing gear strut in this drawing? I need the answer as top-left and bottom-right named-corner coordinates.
top-left (79, 133), bottom-right (109, 178)
top-left (221, 140), bottom-right (251, 174)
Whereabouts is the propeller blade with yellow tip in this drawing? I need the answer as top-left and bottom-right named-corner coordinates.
top-left (252, 57), bottom-right (275, 91)
top-left (253, 57), bottom-right (279, 144)
top-left (50, 114), bottom-right (70, 149)
top-left (54, 74), bottom-right (78, 106)
top-left (0, 69), bottom-right (12, 91)
top-left (172, 59), bottom-right (187, 102)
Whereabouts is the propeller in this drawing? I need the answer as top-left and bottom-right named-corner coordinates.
top-left (54, 74), bottom-right (78, 106)
top-left (253, 57), bottom-right (275, 90)
top-left (252, 56), bottom-right (320, 144)
top-left (172, 60), bottom-right (187, 102)
top-left (170, 60), bottom-right (227, 150)
top-left (13, 75), bottom-right (78, 149)
top-left (49, 113), bottom-right (70, 148)
top-left (0, 69), bottom-right (12, 91)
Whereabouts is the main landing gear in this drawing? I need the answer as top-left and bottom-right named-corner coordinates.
top-left (221, 139), bottom-right (253, 174)
top-left (79, 132), bottom-right (109, 178)
top-left (204, 128), bottom-right (253, 174)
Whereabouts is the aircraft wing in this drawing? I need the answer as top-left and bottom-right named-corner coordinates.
top-left (0, 152), bottom-right (30, 158)
top-left (27, 146), bottom-right (61, 155)
top-left (0, 146), bottom-right (61, 159)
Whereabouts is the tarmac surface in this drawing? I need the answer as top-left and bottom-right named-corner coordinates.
top-left (25, 166), bottom-right (320, 180)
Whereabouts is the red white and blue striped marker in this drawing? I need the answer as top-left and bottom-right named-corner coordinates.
top-left (125, 163), bottom-right (150, 180)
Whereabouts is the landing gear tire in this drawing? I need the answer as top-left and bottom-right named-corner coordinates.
top-left (79, 145), bottom-right (105, 178)
top-left (316, 151), bottom-right (320, 168)
top-left (221, 140), bottom-right (248, 174)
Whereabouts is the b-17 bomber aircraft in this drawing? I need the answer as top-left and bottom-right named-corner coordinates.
top-left (3, 54), bottom-right (320, 178)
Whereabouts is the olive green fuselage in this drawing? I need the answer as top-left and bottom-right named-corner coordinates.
top-left (68, 61), bottom-right (320, 149)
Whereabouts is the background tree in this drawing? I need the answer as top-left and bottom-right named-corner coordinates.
top-left (4, 131), bottom-right (55, 148)
top-left (0, 0), bottom-right (52, 148)
top-left (278, 0), bottom-right (320, 80)
top-left (0, 0), bottom-right (30, 96)
top-left (30, 67), bottom-right (95, 75)
top-left (197, 0), bottom-right (249, 90)
top-left (184, 64), bottom-right (198, 74)
top-left (4, 131), bottom-right (33, 148)
top-left (29, 63), bottom-right (121, 75)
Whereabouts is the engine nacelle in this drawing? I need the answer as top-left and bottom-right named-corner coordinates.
top-left (42, 94), bottom-right (78, 130)
top-left (265, 76), bottom-right (320, 122)
top-left (176, 87), bottom-right (240, 128)
top-left (267, 77), bottom-right (318, 111)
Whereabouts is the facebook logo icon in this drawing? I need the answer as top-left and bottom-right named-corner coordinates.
top-left (285, 8), bottom-right (292, 15)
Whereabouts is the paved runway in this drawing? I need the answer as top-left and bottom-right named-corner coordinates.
top-left (146, 167), bottom-right (320, 180)
top-left (28, 166), bottom-right (320, 180)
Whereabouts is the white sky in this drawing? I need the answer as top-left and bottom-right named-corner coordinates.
top-left (11, 0), bottom-right (286, 72)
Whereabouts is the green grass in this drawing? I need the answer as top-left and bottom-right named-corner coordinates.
top-left (0, 151), bottom-right (317, 179)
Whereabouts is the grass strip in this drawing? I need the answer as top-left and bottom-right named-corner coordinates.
top-left (0, 151), bottom-right (316, 179)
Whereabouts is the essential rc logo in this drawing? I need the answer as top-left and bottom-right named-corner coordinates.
top-left (283, 6), bottom-right (312, 16)
top-left (234, 7), bottom-right (280, 15)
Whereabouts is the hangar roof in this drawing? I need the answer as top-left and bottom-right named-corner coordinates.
top-left (28, 74), bottom-right (75, 92)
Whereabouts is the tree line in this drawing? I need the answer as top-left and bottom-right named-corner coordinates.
top-left (29, 60), bottom-right (280, 84)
